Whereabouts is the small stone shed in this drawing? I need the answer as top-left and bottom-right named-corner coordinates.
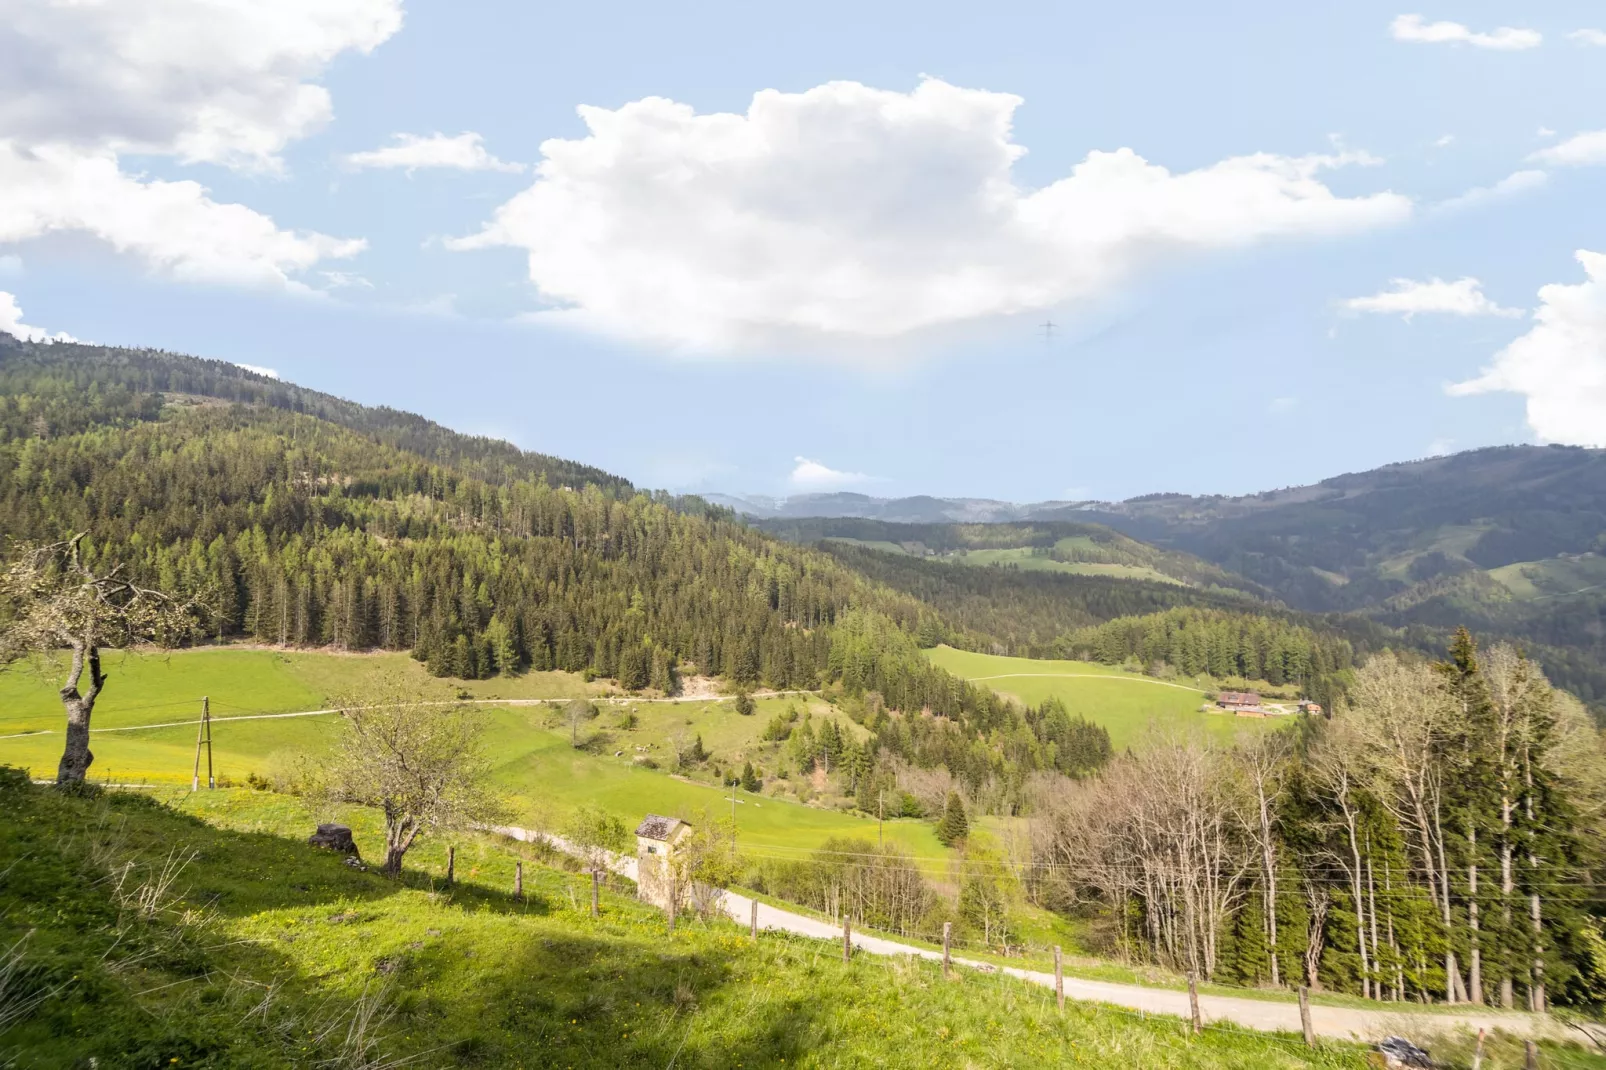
top-left (635, 814), bottom-right (692, 908)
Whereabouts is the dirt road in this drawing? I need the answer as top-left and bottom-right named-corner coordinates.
top-left (491, 824), bottom-right (1582, 1043)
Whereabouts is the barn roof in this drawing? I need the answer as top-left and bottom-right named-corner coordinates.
top-left (1217, 691), bottom-right (1262, 705)
top-left (635, 814), bottom-right (685, 841)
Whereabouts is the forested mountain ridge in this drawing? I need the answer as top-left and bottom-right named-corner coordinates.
top-left (1074, 445), bottom-right (1606, 708)
top-left (758, 515), bottom-right (1273, 598)
top-left (0, 334), bottom-right (632, 494)
top-left (0, 339), bottom-right (1136, 810)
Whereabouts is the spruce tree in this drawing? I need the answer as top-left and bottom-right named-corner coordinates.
top-left (936, 792), bottom-right (969, 846)
top-left (741, 760), bottom-right (760, 793)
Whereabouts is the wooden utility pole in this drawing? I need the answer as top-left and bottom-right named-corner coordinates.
top-left (1525, 1040), bottom-right (1539, 1070)
top-left (942, 922), bottom-right (952, 977)
top-left (843, 917), bottom-right (852, 964)
top-left (190, 696), bottom-right (213, 791)
top-left (1054, 946), bottom-right (1064, 1012)
top-left (446, 845), bottom-right (455, 886)
top-left (1298, 986), bottom-right (1314, 1048)
top-left (513, 862), bottom-right (523, 900)
top-left (750, 899), bottom-right (758, 941)
top-left (1187, 974), bottom-right (1202, 1036)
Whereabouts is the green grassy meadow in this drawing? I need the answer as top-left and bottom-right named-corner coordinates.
top-left (821, 536), bottom-right (1182, 584)
top-left (0, 777), bottom-right (1390, 1069)
top-left (0, 648), bottom-right (943, 860)
top-left (924, 646), bottom-right (1279, 750)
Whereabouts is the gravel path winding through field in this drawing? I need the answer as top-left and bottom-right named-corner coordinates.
top-left (490, 825), bottom-right (1585, 1044)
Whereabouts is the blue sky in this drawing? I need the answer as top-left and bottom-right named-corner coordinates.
top-left (2, 1), bottom-right (1604, 501)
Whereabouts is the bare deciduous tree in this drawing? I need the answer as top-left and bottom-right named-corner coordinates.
top-left (566, 804), bottom-right (628, 879)
top-left (318, 689), bottom-right (504, 876)
top-left (563, 698), bottom-right (596, 748)
top-left (1234, 730), bottom-right (1291, 987)
top-left (1340, 653), bottom-right (1465, 1002)
top-left (0, 535), bottom-right (209, 786)
top-left (1035, 733), bottom-right (1253, 978)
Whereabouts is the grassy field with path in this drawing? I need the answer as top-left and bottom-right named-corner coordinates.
top-left (0, 648), bottom-right (943, 859)
top-left (0, 777), bottom-right (1400, 1068)
top-left (924, 646), bottom-right (1280, 750)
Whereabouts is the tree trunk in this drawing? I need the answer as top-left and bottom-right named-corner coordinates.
top-left (1257, 784), bottom-right (1281, 987)
top-left (382, 814), bottom-right (418, 877)
top-left (1365, 845), bottom-right (1384, 1001)
top-left (1467, 823), bottom-right (1483, 1004)
top-left (56, 641), bottom-right (104, 786)
top-left (1304, 885), bottom-right (1329, 989)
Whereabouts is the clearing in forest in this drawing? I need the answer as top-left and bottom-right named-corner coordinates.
top-left (924, 646), bottom-right (1278, 750)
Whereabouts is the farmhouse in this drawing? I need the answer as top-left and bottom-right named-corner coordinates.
top-left (1216, 690), bottom-right (1262, 712)
top-left (1298, 701), bottom-right (1324, 716)
top-left (635, 814), bottom-right (692, 908)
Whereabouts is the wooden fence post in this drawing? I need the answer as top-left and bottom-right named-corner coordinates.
top-left (591, 870), bottom-right (600, 917)
top-left (1187, 973), bottom-right (1202, 1036)
top-left (1525, 1039), bottom-right (1539, 1070)
top-left (1471, 1028), bottom-right (1486, 1070)
top-left (668, 889), bottom-right (677, 933)
top-left (1298, 985), bottom-right (1314, 1048)
top-left (445, 845), bottom-right (455, 887)
top-left (843, 917), bottom-right (852, 964)
top-left (750, 899), bottom-right (758, 940)
top-left (513, 862), bottom-right (523, 901)
top-left (1054, 945), bottom-right (1064, 1013)
top-left (942, 922), bottom-right (952, 977)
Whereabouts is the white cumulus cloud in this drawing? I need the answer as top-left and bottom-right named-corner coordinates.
top-left (1390, 14), bottom-right (1542, 50)
top-left (1342, 277), bottom-right (1524, 320)
top-left (1530, 131), bottom-right (1606, 167)
top-left (344, 132), bottom-right (524, 173)
top-left (234, 362), bottom-right (280, 379)
top-left (0, 291), bottom-right (75, 343)
top-left (451, 78), bottom-right (1410, 352)
top-left (0, 0), bottom-right (395, 288)
top-left (0, 0), bottom-right (402, 171)
top-left (1571, 29), bottom-right (1606, 46)
top-left (0, 143), bottom-right (366, 288)
top-left (1449, 251), bottom-right (1606, 446)
top-left (790, 457), bottom-right (872, 491)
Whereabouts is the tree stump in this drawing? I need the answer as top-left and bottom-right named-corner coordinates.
top-left (308, 824), bottom-right (360, 858)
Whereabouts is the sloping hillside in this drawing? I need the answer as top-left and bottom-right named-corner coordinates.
top-left (0, 334), bottom-right (632, 494)
top-left (1073, 445), bottom-right (1606, 709)
top-left (759, 516), bottom-right (1270, 596)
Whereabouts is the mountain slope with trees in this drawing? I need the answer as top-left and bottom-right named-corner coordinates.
top-left (0, 339), bottom-right (1132, 808)
top-left (1073, 445), bottom-right (1606, 710)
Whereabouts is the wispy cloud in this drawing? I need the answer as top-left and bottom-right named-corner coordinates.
top-left (1390, 14), bottom-right (1542, 50)
top-left (1433, 169), bottom-right (1548, 214)
top-left (344, 132), bottom-right (525, 174)
top-left (1342, 277), bottom-right (1524, 320)
top-left (1531, 131), bottom-right (1606, 167)
top-left (790, 456), bottom-right (874, 491)
top-left (1570, 28), bottom-right (1606, 46)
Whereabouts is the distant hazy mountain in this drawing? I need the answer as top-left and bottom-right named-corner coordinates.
top-left (705, 491), bottom-right (1085, 523)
